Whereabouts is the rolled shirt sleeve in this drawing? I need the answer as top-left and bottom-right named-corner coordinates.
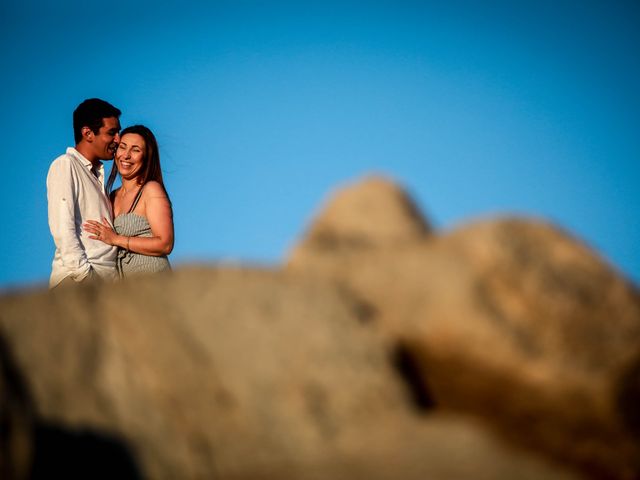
top-left (47, 156), bottom-right (92, 281)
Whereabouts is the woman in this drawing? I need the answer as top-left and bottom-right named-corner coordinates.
top-left (84, 125), bottom-right (173, 278)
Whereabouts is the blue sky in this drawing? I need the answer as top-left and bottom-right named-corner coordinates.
top-left (1, 0), bottom-right (638, 290)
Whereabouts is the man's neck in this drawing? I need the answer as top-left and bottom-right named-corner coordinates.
top-left (75, 142), bottom-right (100, 166)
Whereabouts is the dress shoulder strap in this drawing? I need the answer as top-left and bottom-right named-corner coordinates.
top-left (127, 184), bottom-right (146, 214)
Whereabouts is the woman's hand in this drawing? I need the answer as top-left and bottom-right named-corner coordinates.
top-left (84, 217), bottom-right (118, 246)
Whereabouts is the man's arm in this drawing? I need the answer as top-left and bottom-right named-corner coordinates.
top-left (47, 157), bottom-right (92, 281)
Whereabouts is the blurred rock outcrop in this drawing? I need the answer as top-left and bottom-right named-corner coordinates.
top-left (0, 333), bottom-right (34, 480)
top-left (286, 176), bottom-right (640, 478)
top-left (287, 176), bottom-right (431, 254)
top-left (0, 268), bottom-right (578, 480)
top-left (1, 175), bottom-right (638, 479)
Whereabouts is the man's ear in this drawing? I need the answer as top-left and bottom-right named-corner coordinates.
top-left (81, 126), bottom-right (93, 142)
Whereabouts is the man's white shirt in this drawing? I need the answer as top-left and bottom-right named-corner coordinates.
top-left (47, 147), bottom-right (118, 287)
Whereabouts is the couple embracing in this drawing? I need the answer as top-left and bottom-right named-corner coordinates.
top-left (46, 98), bottom-right (173, 288)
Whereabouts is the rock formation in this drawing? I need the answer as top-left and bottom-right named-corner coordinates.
top-left (286, 175), bottom-right (640, 479)
top-left (0, 333), bottom-right (34, 480)
top-left (0, 268), bottom-right (579, 480)
top-left (1, 175), bottom-right (638, 479)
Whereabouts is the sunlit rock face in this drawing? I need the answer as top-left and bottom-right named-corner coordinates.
top-left (287, 175), bottom-right (640, 479)
top-left (288, 175), bottom-right (431, 255)
top-left (1, 175), bottom-right (638, 479)
top-left (0, 268), bottom-right (579, 480)
top-left (0, 269), bottom-right (405, 479)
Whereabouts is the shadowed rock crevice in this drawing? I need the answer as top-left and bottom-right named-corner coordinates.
top-left (1, 331), bottom-right (143, 480)
top-left (0, 332), bottom-right (34, 480)
top-left (30, 423), bottom-right (143, 480)
top-left (391, 343), bottom-right (435, 413)
top-left (616, 355), bottom-right (640, 440)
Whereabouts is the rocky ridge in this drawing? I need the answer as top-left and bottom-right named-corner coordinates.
top-left (1, 175), bottom-right (639, 479)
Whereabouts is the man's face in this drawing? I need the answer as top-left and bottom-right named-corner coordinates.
top-left (89, 116), bottom-right (121, 161)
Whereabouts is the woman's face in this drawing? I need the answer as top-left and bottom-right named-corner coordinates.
top-left (115, 133), bottom-right (146, 181)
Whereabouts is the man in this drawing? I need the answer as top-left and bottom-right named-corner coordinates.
top-left (47, 98), bottom-right (121, 288)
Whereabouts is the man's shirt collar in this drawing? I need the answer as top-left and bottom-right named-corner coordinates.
top-left (67, 147), bottom-right (103, 170)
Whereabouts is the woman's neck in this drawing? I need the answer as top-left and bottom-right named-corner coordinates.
top-left (121, 178), bottom-right (141, 194)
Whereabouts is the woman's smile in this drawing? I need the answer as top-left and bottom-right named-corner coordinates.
top-left (116, 133), bottom-right (146, 178)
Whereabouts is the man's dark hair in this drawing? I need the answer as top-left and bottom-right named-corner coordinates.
top-left (73, 98), bottom-right (121, 144)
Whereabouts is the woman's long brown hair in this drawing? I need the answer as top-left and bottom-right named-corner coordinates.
top-left (106, 125), bottom-right (167, 198)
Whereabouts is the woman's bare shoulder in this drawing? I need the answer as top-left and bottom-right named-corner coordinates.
top-left (143, 181), bottom-right (168, 198)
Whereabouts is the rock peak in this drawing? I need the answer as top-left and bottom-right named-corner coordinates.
top-left (290, 175), bottom-right (431, 259)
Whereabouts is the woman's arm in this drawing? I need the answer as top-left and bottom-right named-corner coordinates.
top-left (83, 181), bottom-right (174, 256)
top-left (130, 182), bottom-right (174, 256)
